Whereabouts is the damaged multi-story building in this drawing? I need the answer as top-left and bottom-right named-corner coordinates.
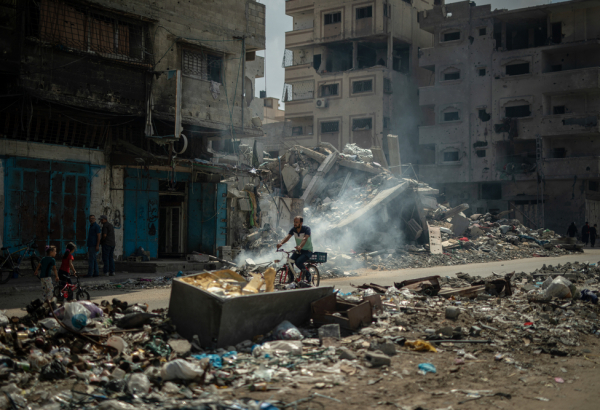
top-left (416, 0), bottom-right (600, 233)
top-left (281, 0), bottom-right (435, 164)
top-left (0, 0), bottom-right (265, 259)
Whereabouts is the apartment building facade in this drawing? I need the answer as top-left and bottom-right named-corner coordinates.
top-left (0, 0), bottom-right (265, 259)
top-left (282, 0), bottom-right (435, 163)
top-left (416, 0), bottom-right (600, 233)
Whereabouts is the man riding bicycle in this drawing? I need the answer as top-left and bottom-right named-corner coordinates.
top-left (277, 216), bottom-right (313, 283)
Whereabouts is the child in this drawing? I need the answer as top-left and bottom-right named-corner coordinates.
top-left (58, 242), bottom-right (77, 286)
top-left (34, 245), bottom-right (59, 303)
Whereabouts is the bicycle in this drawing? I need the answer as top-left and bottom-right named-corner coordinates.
top-left (53, 275), bottom-right (90, 302)
top-left (274, 249), bottom-right (325, 288)
top-left (0, 239), bottom-right (42, 284)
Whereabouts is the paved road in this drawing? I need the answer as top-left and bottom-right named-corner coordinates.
top-left (2, 250), bottom-right (598, 318)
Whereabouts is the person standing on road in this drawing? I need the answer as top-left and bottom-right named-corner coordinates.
top-left (34, 245), bottom-right (59, 304)
top-left (567, 222), bottom-right (578, 238)
top-left (100, 215), bottom-right (116, 277)
top-left (277, 216), bottom-right (313, 283)
top-left (591, 224), bottom-right (598, 248)
top-left (582, 222), bottom-right (591, 246)
top-left (86, 215), bottom-right (101, 277)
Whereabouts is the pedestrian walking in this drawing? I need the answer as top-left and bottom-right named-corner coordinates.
top-left (100, 215), bottom-right (116, 277)
top-left (34, 245), bottom-right (58, 303)
top-left (582, 222), bottom-right (591, 246)
top-left (86, 215), bottom-right (101, 277)
top-left (567, 222), bottom-right (578, 238)
top-left (591, 224), bottom-right (598, 248)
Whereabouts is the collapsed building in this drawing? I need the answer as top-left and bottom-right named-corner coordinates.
top-left (0, 0), bottom-right (265, 260)
top-left (416, 0), bottom-right (600, 233)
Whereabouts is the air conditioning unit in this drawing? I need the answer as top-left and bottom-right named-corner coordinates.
top-left (315, 98), bottom-right (328, 108)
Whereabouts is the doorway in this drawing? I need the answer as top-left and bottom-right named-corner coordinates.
top-left (158, 182), bottom-right (185, 257)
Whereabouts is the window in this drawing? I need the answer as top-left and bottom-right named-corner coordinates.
top-left (506, 62), bottom-right (530, 76)
top-left (553, 148), bottom-right (566, 158)
top-left (292, 126), bottom-right (303, 136)
top-left (383, 78), bottom-right (393, 94)
top-left (551, 64), bottom-right (562, 72)
top-left (443, 31), bottom-right (461, 42)
top-left (478, 68), bottom-right (486, 76)
top-left (589, 181), bottom-right (599, 192)
top-left (321, 84), bottom-right (339, 97)
top-left (481, 183), bottom-right (501, 200)
top-left (553, 106), bottom-right (566, 115)
top-left (183, 49), bottom-right (223, 83)
top-left (356, 6), bottom-right (372, 20)
top-left (352, 79), bottom-right (373, 93)
top-left (324, 12), bottom-right (341, 25)
top-left (551, 22), bottom-right (562, 44)
top-left (313, 54), bottom-right (322, 70)
top-left (443, 150), bottom-right (460, 162)
top-left (443, 71), bottom-right (460, 81)
top-left (383, 117), bottom-right (390, 129)
top-left (352, 118), bottom-right (372, 131)
top-left (479, 28), bottom-right (486, 36)
top-left (444, 111), bottom-right (460, 122)
top-left (37, 0), bottom-right (147, 63)
top-left (321, 121), bottom-right (339, 133)
top-left (505, 105), bottom-right (531, 118)
top-left (476, 150), bottom-right (486, 158)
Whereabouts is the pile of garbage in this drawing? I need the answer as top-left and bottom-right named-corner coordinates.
top-left (1, 262), bottom-right (599, 409)
top-left (86, 277), bottom-right (174, 292)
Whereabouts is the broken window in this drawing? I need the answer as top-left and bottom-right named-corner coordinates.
top-left (393, 47), bottom-right (410, 73)
top-left (553, 148), bottom-right (566, 158)
top-left (442, 31), bottom-right (460, 42)
top-left (324, 43), bottom-right (353, 72)
top-left (383, 117), bottom-right (390, 129)
top-left (282, 80), bottom-right (314, 102)
top-left (478, 68), bottom-right (486, 76)
top-left (37, 0), bottom-right (147, 64)
top-left (356, 6), bottom-right (372, 20)
top-left (324, 12), bottom-right (341, 25)
top-left (320, 84), bottom-right (339, 97)
top-left (183, 49), bottom-right (223, 83)
top-left (551, 22), bottom-right (562, 44)
top-left (506, 62), bottom-right (530, 76)
top-left (313, 54), bottom-right (322, 70)
top-left (476, 150), bottom-right (487, 158)
top-left (479, 28), bottom-right (486, 36)
top-left (443, 150), bottom-right (460, 162)
top-left (553, 106), bottom-right (566, 115)
top-left (505, 105), bottom-right (531, 118)
top-left (352, 79), bottom-right (373, 94)
top-left (292, 126), bottom-right (303, 136)
top-left (551, 64), bottom-right (562, 72)
top-left (443, 70), bottom-right (460, 81)
top-left (589, 181), bottom-right (599, 192)
top-left (321, 121), bottom-right (339, 133)
top-left (443, 111), bottom-right (460, 122)
top-left (478, 109), bottom-right (491, 122)
top-left (384, 78), bottom-right (393, 94)
top-left (481, 183), bottom-right (501, 200)
top-left (352, 118), bottom-right (372, 131)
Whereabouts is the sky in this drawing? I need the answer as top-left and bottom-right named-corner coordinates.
top-left (254, 0), bottom-right (569, 102)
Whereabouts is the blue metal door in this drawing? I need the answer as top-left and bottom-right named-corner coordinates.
top-left (123, 172), bottom-right (159, 258)
top-left (3, 158), bottom-right (90, 254)
top-left (187, 182), bottom-right (227, 255)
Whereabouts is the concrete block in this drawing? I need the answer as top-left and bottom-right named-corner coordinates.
top-left (338, 347), bottom-right (357, 360)
top-left (445, 307), bottom-right (461, 320)
top-left (281, 164), bottom-right (300, 191)
top-left (451, 215), bottom-right (470, 236)
top-left (428, 225), bottom-right (443, 255)
top-left (364, 351), bottom-right (391, 367)
top-left (370, 146), bottom-right (388, 169)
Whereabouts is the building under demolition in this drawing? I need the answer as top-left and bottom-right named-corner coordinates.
top-left (416, 0), bottom-right (600, 233)
top-left (0, 0), bottom-right (265, 259)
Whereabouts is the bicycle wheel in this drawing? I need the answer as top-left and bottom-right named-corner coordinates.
top-left (275, 268), bottom-right (287, 285)
top-left (307, 264), bottom-right (320, 287)
top-left (0, 267), bottom-right (13, 284)
top-left (53, 286), bottom-right (64, 301)
top-left (30, 255), bottom-right (41, 272)
top-left (76, 290), bottom-right (90, 301)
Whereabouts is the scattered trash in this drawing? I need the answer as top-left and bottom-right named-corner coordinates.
top-left (418, 363), bottom-right (437, 375)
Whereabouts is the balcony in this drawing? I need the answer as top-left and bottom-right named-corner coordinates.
top-left (543, 156), bottom-right (600, 179)
top-left (538, 113), bottom-right (600, 137)
top-left (285, 28), bottom-right (314, 48)
top-left (285, 0), bottom-right (314, 15)
top-left (542, 67), bottom-right (600, 94)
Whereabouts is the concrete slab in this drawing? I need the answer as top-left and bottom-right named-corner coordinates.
top-left (386, 135), bottom-right (402, 175)
top-left (281, 164), bottom-right (300, 191)
top-left (301, 151), bottom-right (338, 203)
top-left (451, 215), bottom-right (470, 236)
top-left (428, 224), bottom-right (443, 254)
top-left (330, 181), bottom-right (408, 231)
top-left (370, 147), bottom-right (388, 169)
top-left (295, 146), bottom-right (380, 175)
top-left (168, 279), bottom-right (334, 348)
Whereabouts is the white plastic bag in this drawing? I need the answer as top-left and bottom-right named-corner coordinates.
top-left (160, 359), bottom-right (205, 381)
top-left (272, 320), bottom-right (303, 340)
top-left (255, 340), bottom-right (303, 356)
top-left (62, 302), bottom-right (90, 331)
top-left (127, 373), bottom-right (150, 395)
top-left (544, 276), bottom-right (572, 299)
top-left (39, 318), bottom-right (60, 330)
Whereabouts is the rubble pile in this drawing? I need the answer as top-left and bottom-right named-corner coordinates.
top-left (0, 264), bottom-right (599, 409)
top-left (86, 277), bottom-right (174, 292)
